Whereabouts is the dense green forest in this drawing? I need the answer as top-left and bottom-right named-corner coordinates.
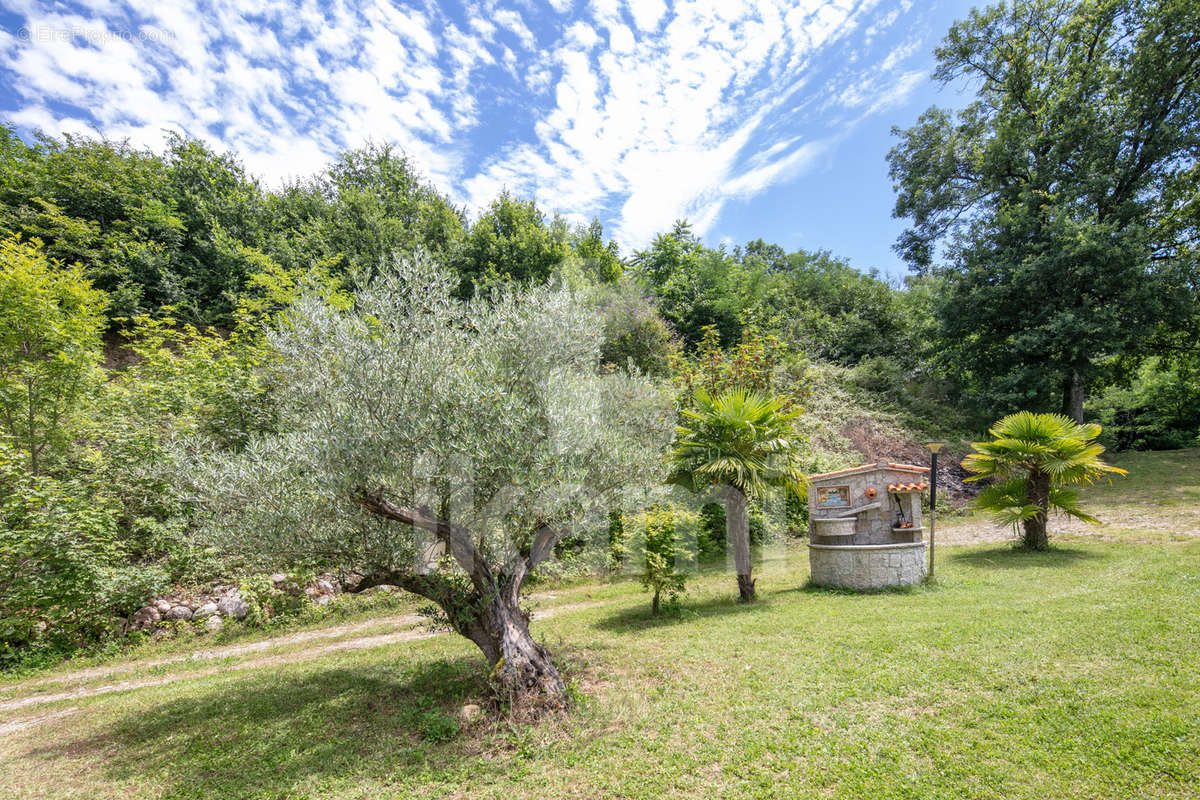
top-left (2, 0), bottom-right (1198, 672)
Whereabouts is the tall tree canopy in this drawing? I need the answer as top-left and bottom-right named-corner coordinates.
top-left (455, 191), bottom-right (570, 294)
top-left (266, 142), bottom-right (465, 280)
top-left (0, 129), bottom-right (271, 323)
top-left (889, 0), bottom-right (1200, 420)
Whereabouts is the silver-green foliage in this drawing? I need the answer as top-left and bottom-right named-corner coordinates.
top-left (189, 254), bottom-right (674, 581)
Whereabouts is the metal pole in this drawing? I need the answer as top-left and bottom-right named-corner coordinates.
top-left (928, 451), bottom-right (938, 580)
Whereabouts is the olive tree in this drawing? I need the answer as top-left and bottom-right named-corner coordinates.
top-left (188, 256), bottom-right (673, 709)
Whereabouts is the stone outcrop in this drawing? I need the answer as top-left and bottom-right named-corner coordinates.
top-left (128, 573), bottom-right (345, 634)
top-left (216, 591), bottom-right (249, 620)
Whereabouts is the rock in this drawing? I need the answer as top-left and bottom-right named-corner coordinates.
top-left (154, 599), bottom-right (172, 613)
top-left (165, 605), bottom-right (193, 621)
top-left (458, 704), bottom-right (482, 723)
top-left (217, 590), bottom-right (250, 620)
top-left (314, 594), bottom-right (333, 606)
top-left (131, 606), bottom-right (161, 630)
top-left (316, 579), bottom-right (335, 594)
top-left (205, 615), bottom-right (224, 633)
top-left (193, 602), bottom-right (219, 619)
top-left (269, 573), bottom-right (288, 585)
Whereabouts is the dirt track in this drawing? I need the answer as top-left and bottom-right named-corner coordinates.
top-left (0, 600), bottom-right (600, 727)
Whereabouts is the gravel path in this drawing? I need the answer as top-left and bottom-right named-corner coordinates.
top-left (11, 612), bottom-right (427, 690)
top-left (937, 502), bottom-right (1200, 546)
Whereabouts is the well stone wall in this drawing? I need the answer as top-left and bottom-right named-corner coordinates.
top-left (808, 542), bottom-right (926, 590)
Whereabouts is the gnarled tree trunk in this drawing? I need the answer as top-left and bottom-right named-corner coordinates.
top-left (355, 491), bottom-right (568, 713)
top-left (460, 589), bottom-right (567, 708)
top-left (1022, 469), bottom-right (1051, 550)
top-left (724, 486), bottom-right (754, 601)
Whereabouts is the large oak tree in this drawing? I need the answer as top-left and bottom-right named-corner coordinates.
top-left (889, 0), bottom-right (1200, 420)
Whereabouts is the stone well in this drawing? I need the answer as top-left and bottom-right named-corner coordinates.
top-left (807, 460), bottom-right (929, 590)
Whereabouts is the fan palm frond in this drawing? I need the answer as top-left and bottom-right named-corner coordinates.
top-left (964, 411), bottom-right (1126, 547)
top-left (670, 387), bottom-right (807, 500)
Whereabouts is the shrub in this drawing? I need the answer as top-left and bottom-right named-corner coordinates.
top-left (697, 502), bottom-right (725, 562)
top-left (594, 279), bottom-right (680, 377)
top-left (0, 236), bottom-right (106, 475)
top-left (1088, 358), bottom-right (1200, 451)
top-left (0, 448), bottom-right (164, 664)
top-left (630, 506), bottom-right (693, 615)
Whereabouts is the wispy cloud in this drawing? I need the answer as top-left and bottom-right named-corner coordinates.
top-left (0, 0), bottom-right (931, 251)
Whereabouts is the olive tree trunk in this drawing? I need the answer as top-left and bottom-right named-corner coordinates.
top-left (1021, 469), bottom-right (1051, 550)
top-left (356, 492), bottom-right (567, 711)
top-left (460, 589), bottom-right (567, 706)
top-left (724, 486), bottom-right (754, 602)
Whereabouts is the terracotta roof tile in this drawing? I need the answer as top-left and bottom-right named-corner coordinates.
top-left (809, 461), bottom-right (930, 482)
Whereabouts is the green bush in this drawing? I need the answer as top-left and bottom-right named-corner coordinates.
top-left (595, 279), bottom-right (679, 377)
top-left (0, 449), bottom-right (164, 664)
top-left (630, 506), bottom-right (692, 615)
top-left (1088, 358), bottom-right (1200, 451)
top-left (849, 355), bottom-right (907, 401)
top-left (0, 236), bottom-right (106, 476)
top-left (697, 502), bottom-right (725, 562)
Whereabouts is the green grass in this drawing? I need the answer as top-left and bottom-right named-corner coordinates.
top-left (940, 447), bottom-right (1200, 544)
top-left (2, 453), bottom-right (1199, 799)
top-left (1088, 447), bottom-right (1200, 507)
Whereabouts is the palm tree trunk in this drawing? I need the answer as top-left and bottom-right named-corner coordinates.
top-left (1021, 469), bottom-right (1051, 550)
top-left (724, 486), bottom-right (754, 601)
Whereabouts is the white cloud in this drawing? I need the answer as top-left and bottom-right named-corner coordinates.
top-left (626, 0), bottom-right (667, 32)
top-left (1, 0), bottom-right (929, 252)
top-left (563, 21), bottom-right (599, 50)
top-left (607, 23), bottom-right (634, 53)
top-left (1, 0), bottom-right (476, 189)
top-left (494, 8), bottom-right (537, 50)
top-left (463, 0), bottom-right (919, 250)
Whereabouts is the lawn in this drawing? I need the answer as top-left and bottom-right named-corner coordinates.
top-left (1, 453), bottom-right (1199, 799)
top-left (939, 447), bottom-right (1200, 545)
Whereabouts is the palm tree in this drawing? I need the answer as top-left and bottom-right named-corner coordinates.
top-left (964, 412), bottom-right (1127, 550)
top-left (670, 388), bottom-right (806, 601)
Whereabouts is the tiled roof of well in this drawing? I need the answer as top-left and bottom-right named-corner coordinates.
top-left (887, 482), bottom-right (929, 492)
top-left (808, 461), bottom-right (930, 482)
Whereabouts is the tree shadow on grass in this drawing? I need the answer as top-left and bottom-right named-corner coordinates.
top-left (949, 545), bottom-right (1106, 569)
top-left (592, 592), bottom-right (773, 633)
top-left (779, 581), bottom-right (926, 598)
top-left (21, 656), bottom-right (505, 799)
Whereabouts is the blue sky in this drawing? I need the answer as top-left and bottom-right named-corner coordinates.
top-left (0, 0), bottom-right (976, 277)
